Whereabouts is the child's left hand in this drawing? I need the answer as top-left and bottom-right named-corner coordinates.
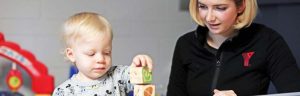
top-left (131, 54), bottom-right (153, 72)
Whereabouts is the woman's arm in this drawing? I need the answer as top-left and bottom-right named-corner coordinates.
top-left (167, 37), bottom-right (189, 96)
top-left (266, 36), bottom-right (300, 92)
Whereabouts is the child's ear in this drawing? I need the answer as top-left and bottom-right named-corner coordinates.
top-left (66, 48), bottom-right (75, 62)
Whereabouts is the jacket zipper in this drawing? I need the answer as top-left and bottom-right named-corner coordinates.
top-left (211, 52), bottom-right (223, 94)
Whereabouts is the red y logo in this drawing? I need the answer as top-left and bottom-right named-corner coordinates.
top-left (242, 51), bottom-right (255, 67)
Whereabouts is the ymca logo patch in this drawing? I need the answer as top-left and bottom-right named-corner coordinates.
top-left (242, 51), bottom-right (255, 67)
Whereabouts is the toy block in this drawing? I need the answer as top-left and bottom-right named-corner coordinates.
top-left (130, 66), bottom-right (152, 84)
top-left (134, 85), bottom-right (155, 96)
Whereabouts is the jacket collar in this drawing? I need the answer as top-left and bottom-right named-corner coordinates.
top-left (194, 23), bottom-right (258, 48)
top-left (195, 25), bottom-right (209, 46)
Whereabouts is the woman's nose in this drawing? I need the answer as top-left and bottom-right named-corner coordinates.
top-left (206, 10), bottom-right (216, 23)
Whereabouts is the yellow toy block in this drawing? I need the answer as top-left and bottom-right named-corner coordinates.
top-left (130, 66), bottom-right (152, 84)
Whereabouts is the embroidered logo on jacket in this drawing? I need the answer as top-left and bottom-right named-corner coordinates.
top-left (242, 51), bottom-right (255, 67)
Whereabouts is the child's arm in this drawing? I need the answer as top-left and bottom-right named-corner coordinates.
top-left (130, 54), bottom-right (153, 72)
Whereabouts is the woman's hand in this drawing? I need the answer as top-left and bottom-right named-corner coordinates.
top-left (213, 89), bottom-right (237, 96)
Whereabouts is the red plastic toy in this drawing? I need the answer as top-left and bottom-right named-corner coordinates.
top-left (6, 66), bottom-right (23, 92)
top-left (0, 32), bottom-right (54, 96)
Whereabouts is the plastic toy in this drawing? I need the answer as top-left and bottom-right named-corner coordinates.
top-left (0, 32), bottom-right (54, 96)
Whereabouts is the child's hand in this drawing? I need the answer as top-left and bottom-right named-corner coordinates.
top-left (131, 55), bottom-right (153, 72)
top-left (213, 89), bottom-right (237, 96)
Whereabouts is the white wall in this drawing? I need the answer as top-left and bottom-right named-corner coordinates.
top-left (0, 0), bottom-right (196, 95)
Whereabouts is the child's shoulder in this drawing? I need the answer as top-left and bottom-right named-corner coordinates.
top-left (52, 79), bottom-right (74, 96)
top-left (110, 65), bottom-right (129, 72)
top-left (107, 65), bottom-right (130, 77)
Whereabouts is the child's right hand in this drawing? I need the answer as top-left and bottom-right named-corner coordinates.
top-left (130, 54), bottom-right (153, 72)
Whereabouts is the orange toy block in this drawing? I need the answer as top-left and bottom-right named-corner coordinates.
top-left (134, 85), bottom-right (155, 96)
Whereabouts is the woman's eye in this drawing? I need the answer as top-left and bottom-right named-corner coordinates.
top-left (198, 5), bottom-right (207, 9)
top-left (216, 7), bottom-right (226, 11)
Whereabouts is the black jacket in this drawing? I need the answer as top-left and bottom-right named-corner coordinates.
top-left (167, 23), bottom-right (300, 96)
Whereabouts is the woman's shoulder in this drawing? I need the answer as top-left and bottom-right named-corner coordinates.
top-left (180, 25), bottom-right (208, 40)
top-left (180, 26), bottom-right (207, 38)
top-left (245, 23), bottom-right (283, 39)
top-left (248, 23), bottom-right (281, 36)
top-left (178, 30), bottom-right (197, 40)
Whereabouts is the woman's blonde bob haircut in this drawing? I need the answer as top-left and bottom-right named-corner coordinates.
top-left (63, 12), bottom-right (113, 48)
top-left (189, 0), bottom-right (258, 29)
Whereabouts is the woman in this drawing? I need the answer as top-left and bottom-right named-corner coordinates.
top-left (167, 0), bottom-right (300, 95)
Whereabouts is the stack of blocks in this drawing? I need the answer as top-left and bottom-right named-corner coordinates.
top-left (130, 66), bottom-right (155, 96)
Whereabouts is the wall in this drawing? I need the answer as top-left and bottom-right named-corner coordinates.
top-left (0, 0), bottom-right (195, 95)
top-left (0, 0), bottom-right (299, 95)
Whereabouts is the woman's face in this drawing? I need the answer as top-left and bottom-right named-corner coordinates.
top-left (198, 0), bottom-right (243, 35)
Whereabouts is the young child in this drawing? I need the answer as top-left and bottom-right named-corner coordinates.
top-left (52, 12), bottom-right (153, 96)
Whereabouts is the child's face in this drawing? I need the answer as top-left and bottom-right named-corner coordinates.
top-left (66, 34), bottom-right (112, 81)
